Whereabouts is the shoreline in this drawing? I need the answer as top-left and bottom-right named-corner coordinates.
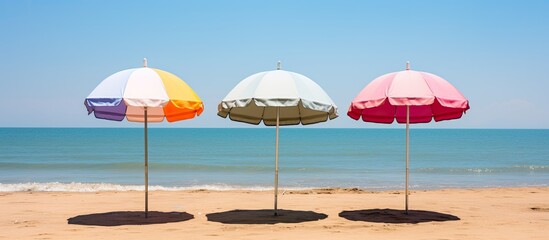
top-left (1, 187), bottom-right (547, 239)
top-left (2, 181), bottom-right (547, 193)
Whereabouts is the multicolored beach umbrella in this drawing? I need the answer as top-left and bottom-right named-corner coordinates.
top-left (85, 59), bottom-right (203, 122)
top-left (85, 58), bottom-right (204, 217)
top-left (218, 62), bottom-right (338, 216)
top-left (348, 62), bottom-right (469, 213)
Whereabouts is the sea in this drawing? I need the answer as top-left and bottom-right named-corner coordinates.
top-left (0, 128), bottom-right (547, 192)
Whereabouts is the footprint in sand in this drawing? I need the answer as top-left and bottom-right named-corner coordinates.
top-left (530, 207), bottom-right (549, 212)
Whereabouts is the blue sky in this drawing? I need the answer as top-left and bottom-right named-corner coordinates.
top-left (1, 0), bottom-right (548, 128)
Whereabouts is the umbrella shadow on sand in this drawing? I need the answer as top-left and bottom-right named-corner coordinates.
top-left (68, 211), bottom-right (194, 226)
top-left (206, 209), bottom-right (328, 224)
top-left (339, 209), bottom-right (460, 224)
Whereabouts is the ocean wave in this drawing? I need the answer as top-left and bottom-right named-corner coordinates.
top-left (0, 182), bottom-right (293, 192)
top-left (0, 181), bottom-right (546, 192)
top-left (416, 165), bottom-right (549, 174)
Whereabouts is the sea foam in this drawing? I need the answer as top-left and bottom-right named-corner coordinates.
top-left (0, 182), bottom-right (280, 192)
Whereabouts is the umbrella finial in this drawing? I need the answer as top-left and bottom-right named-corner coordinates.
top-left (277, 61), bottom-right (281, 70)
top-left (143, 58), bottom-right (148, 68)
top-left (406, 61), bottom-right (410, 70)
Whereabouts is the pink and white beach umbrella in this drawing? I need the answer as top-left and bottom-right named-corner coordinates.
top-left (348, 62), bottom-right (469, 213)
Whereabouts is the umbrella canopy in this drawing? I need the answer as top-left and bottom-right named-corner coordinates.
top-left (347, 62), bottom-right (469, 213)
top-left (218, 68), bottom-right (337, 125)
top-left (218, 62), bottom-right (338, 215)
top-left (85, 59), bottom-right (203, 217)
top-left (348, 62), bottom-right (469, 123)
top-left (85, 61), bottom-right (203, 122)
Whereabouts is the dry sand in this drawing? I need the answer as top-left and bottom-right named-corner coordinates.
top-left (1, 187), bottom-right (547, 239)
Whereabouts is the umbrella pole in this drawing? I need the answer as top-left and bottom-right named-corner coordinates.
top-left (144, 107), bottom-right (149, 218)
top-left (274, 107), bottom-right (280, 216)
top-left (404, 105), bottom-right (410, 214)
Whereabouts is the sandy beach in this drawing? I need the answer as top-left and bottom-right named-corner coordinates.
top-left (0, 187), bottom-right (547, 239)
